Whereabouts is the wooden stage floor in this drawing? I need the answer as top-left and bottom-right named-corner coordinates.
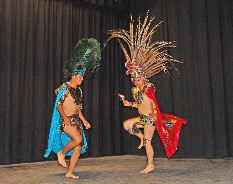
top-left (0, 155), bottom-right (233, 184)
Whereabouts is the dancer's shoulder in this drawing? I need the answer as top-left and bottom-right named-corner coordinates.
top-left (55, 83), bottom-right (68, 95)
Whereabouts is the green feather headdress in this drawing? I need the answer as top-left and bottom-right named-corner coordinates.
top-left (63, 38), bottom-right (101, 79)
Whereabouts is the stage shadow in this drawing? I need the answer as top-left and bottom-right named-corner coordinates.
top-left (50, 170), bottom-right (108, 180)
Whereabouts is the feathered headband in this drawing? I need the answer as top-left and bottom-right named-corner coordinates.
top-left (105, 12), bottom-right (182, 79)
top-left (63, 38), bottom-right (101, 79)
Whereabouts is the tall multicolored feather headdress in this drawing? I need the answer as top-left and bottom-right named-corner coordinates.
top-left (105, 12), bottom-right (181, 79)
top-left (63, 38), bottom-right (101, 79)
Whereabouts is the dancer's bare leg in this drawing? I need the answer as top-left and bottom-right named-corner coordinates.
top-left (140, 124), bottom-right (155, 174)
top-left (57, 125), bottom-right (82, 169)
top-left (65, 146), bottom-right (81, 179)
top-left (123, 117), bottom-right (144, 149)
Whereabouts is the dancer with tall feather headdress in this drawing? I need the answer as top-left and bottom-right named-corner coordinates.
top-left (106, 12), bottom-right (187, 173)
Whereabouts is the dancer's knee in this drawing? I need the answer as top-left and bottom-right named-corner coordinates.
top-left (123, 120), bottom-right (129, 130)
top-left (73, 137), bottom-right (82, 147)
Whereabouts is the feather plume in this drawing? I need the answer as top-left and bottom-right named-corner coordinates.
top-left (105, 11), bottom-right (181, 78)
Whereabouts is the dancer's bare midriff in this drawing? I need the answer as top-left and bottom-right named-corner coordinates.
top-left (137, 94), bottom-right (157, 121)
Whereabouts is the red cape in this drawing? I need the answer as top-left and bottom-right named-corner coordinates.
top-left (146, 86), bottom-right (187, 158)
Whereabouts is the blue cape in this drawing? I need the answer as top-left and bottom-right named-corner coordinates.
top-left (44, 86), bottom-right (88, 158)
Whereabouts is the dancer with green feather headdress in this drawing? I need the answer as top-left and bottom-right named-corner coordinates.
top-left (44, 38), bottom-right (101, 179)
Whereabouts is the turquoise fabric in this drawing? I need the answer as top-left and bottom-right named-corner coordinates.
top-left (44, 86), bottom-right (87, 158)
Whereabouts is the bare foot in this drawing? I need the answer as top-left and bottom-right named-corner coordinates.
top-left (65, 173), bottom-right (80, 179)
top-left (57, 151), bottom-right (67, 168)
top-left (140, 165), bottom-right (155, 174)
top-left (138, 141), bottom-right (144, 149)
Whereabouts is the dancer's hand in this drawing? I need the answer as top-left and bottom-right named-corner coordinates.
top-left (83, 121), bottom-right (91, 129)
top-left (118, 93), bottom-right (125, 101)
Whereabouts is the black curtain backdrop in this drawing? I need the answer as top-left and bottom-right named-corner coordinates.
top-left (0, 0), bottom-right (232, 164)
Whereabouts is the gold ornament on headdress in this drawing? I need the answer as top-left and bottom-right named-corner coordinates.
top-left (105, 12), bottom-right (182, 78)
